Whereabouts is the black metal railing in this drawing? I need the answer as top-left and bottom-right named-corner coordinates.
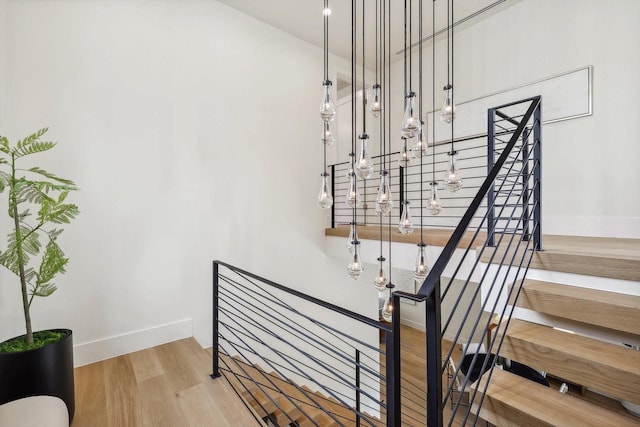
top-left (213, 96), bottom-right (541, 427)
top-left (393, 96), bottom-right (542, 426)
top-left (212, 261), bottom-right (402, 426)
top-left (330, 135), bottom-right (487, 230)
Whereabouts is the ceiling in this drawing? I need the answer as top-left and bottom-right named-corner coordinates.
top-left (218, 0), bottom-right (518, 70)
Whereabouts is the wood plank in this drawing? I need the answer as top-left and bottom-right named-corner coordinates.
top-left (138, 375), bottom-right (188, 427)
top-left (471, 368), bottom-right (640, 427)
top-left (73, 338), bottom-right (261, 427)
top-left (104, 355), bottom-right (142, 427)
top-left (73, 361), bottom-right (108, 427)
top-left (510, 279), bottom-right (640, 335)
top-left (499, 319), bottom-right (640, 405)
top-left (479, 234), bottom-right (640, 281)
top-left (325, 225), bottom-right (486, 249)
top-left (128, 346), bottom-right (164, 384)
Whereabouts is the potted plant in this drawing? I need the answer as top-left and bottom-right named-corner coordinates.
top-left (0, 128), bottom-right (79, 421)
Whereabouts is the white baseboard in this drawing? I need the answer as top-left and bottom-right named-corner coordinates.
top-left (73, 318), bottom-right (193, 367)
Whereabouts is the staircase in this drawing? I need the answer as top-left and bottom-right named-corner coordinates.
top-left (473, 239), bottom-right (640, 426)
top-left (222, 355), bottom-right (377, 426)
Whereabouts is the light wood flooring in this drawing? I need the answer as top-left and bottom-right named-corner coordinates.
top-left (72, 338), bottom-right (260, 427)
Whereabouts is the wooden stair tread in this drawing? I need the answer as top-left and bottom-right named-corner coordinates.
top-left (511, 279), bottom-right (640, 335)
top-left (478, 234), bottom-right (640, 281)
top-left (471, 368), bottom-right (640, 427)
top-left (499, 319), bottom-right (640, 404)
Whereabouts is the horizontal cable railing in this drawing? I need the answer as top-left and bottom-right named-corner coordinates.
top-left (331, 135), bottom-right (487, 230)
top-left (392, 96), bottom-right (542, 426)
top-left (212, 261), bottom-right (401, 426)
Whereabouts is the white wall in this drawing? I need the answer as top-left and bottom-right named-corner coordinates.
top-left (386, 0), bottom-right (640, 239)
top-left (0, 0), bottom-right (378, 365)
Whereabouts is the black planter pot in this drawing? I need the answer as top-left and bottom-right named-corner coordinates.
top-left (0, 329), bottom-right (75, 422)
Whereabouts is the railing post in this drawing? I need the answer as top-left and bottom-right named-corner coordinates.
top-left (533, 102), bottom-right (542, 250)
top-left (211, 261), bottom-right (221, 379)
top-left (487, 108), bottom-right (496, 247)
top-left (355, 349), bottom-right (361, 427)
top-left (426, 279), bottom-right (443, 427)
top-left (521, 126), bottom-right (531, 241)
top-left (385, 294), bottom-right (401, 427)
top-left (399, 165), bottom-right (405, 222)
top-left (331, 164), bottom-right (336, 228)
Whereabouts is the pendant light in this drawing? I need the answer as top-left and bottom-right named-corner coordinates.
top-left (317, 0), bottom-right (334, 210)
top-left (375, 170), bottom-right (393, 216)
top-left (398, 136), bottom-right (412, 168)
top-left (411, 121), bottom-right (428, 158)
top-left (412, 0), bottom-right (429, 281)
top-left (317, 173), bottom-right (333, 208)
top-left (347, 221), bottom-right (359, 253)
top-left (443, 150), bottom-right (463, 192)
top-left (346, 0), bottom-right (362, 279)
top-left (370, 84), bottom-right (383, 118)
top-left (373, 256), bottom-right (388, 291)
top-left (440, 84), bottom-right (455, 124)
top-left (427, 181), bottom-right (442, 215)
top-left (381, 283), bottom-right (394, 322)
top-left (356, 134), bottom-right (373, 179)
top-left (413, 242), bottom-right (429, 281)
top-left (443, 0), bottom-right (462, 193)
top-left (347, 240), bottom-right (363, 280)
top-left (321, 121), bottom-right (336, 145)
top-left (399, 201), bottom-right (414, 234)
top-left (428, 0), bottom-right (442, 216)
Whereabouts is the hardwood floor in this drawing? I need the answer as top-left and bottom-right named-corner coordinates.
top-left (72, 338), bottom-right (261, 427)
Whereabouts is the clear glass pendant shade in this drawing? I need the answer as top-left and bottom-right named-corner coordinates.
top-left (413, 243), bottom-right (429, 281)
top-left (399, 201), bottom-right (414, 234)
top-left (321, 121), bottom-right (335, 145)
top-left (427, 182), bottom-right (442, 215)
top-left (381, 286), bottom-right (394, 322)
top-left (440, 84), bottom-right (456, 124)
top-left (345, 172), bottom-right (360, 207)
top-left (411, 124), bottom-right (428, 158)
top-left (373, 257), bottom-right (388, 291)
top-left (400, 92), bottom-right (421, 139)
top-left (320, 81), bottom-right (336, 123)
top-left (398, 137), bottom-right (412, 168)
top-left (443, 151), bottom-right (463, 192)
top-left (370, 84), bottom-right (383, 118)
top-left (347, 222), bottom-right (358, 253)
top-left (317, 173), bottom-right (333, 209)
top-left (347, 241), bottom-right (364, 280)
top-left (375, 171), bottom-right (393, 216)
top-left (356, 135), bottom-right (374, 179)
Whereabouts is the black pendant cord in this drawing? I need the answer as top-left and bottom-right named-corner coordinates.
top-left (418, 0), bottom-right (424, 243)
top-left (324, 0), bottom-right (329, 82)
top-left (323, 0), bottom-right (329, 176)
top-left (403, 0), bottom-right (407, 97)
top-left (387, 0), bottom-right (392, 283)
top-left (432, 0), bottom-right (437, 182)
top-left (362, 0), bottom-right (366, 135)
top-left (450, 0), bottom-right (455, 154)
top-left (351, 0), bottom-right (357, 228)
top-left (378, 0), bottom-right (383, 256)
top-left (409, 0), bottom-right (412, 93)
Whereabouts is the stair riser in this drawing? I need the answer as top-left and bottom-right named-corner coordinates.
top-left (500, 336), bottom-right (640, 405)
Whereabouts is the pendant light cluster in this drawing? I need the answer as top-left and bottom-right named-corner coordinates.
top-left (318, 0), bottom-right (336, 210)
top-left (316, 1), bottom-right (462, 313)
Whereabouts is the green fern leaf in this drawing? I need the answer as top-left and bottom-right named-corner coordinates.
top-left (14, 141), bottom-right (57, 159)
top-left (15, 128), bottom-right (48, 150)
top-left (28, 167), bottom-right (75, 186)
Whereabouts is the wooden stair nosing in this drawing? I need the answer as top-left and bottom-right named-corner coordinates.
top-left (479, 241), bottom-right (640, 282)
top-left (470, 368), bottom-right (640, 427)
top-left (509, 279), bottom-right (640, 336)
top-left (499, 319), bottom-right (640, 405)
